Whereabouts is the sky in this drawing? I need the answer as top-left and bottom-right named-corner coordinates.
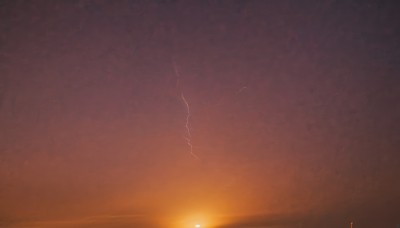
top-left (0, 0), bottom-right (399, 227)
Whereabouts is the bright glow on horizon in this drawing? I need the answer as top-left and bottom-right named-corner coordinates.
top-left (195, 225), bottom-right (200, 228)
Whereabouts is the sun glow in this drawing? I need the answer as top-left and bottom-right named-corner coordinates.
top-left (195, 225), bottom-right (201, 228)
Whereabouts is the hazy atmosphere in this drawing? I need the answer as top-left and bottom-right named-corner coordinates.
top-left (1, 0), bottom-right (399, 227)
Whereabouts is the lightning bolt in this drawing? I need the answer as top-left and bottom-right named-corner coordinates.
top-left (173, 60), bottom-right (200, 160)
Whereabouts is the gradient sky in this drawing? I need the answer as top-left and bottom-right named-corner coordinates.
top-left (1, 0), bottom-right (399, 228)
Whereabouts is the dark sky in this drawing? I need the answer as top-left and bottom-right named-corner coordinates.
top-left (1, 0), bottom-right (399, 227)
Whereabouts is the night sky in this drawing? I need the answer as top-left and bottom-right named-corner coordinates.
top-left (1, 1), bottom-right (399, 228)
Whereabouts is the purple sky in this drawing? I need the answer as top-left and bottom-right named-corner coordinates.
top-left (1, 1), bottom-right (399, 227)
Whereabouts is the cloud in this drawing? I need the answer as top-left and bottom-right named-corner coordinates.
top-left (214, 197), bottom-right (400, 228)
top-left (215, 213), bottom-right (303, 228)
top-left (0, 214), bottom-right (158, 228)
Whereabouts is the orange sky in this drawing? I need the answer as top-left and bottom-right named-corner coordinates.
top-left (1, 1), bottom-right (399, 227)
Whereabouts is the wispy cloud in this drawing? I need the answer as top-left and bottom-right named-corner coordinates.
top-left (215, 212), bottom-right (303, 228)
top-left (1, 213), bottom-right (151, 228)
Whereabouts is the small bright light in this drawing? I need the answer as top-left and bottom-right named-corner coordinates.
top-left (195, 225), bottom-right (201, 228)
